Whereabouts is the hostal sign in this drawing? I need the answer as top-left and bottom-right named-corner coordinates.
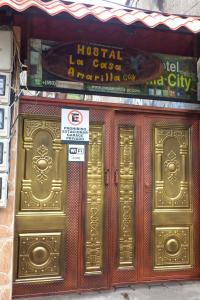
top-left (43, 42), bottom-right (163, 85)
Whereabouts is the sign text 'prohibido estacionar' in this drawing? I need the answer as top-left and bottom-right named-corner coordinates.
top-left (61, 107), bottom-right (89, 144)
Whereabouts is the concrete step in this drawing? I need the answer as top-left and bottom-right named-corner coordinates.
top-left (14, 281), bottom-right (200, 300)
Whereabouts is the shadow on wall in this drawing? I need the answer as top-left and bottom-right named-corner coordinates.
top-left (131, 0), bottom-right (163, 12)
top-left (157, 0), bottom-right (164, 11)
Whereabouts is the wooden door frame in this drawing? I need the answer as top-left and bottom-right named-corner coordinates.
top-left (13, 96), bottom-right (200, 298)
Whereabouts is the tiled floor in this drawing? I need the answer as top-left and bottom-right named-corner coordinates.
top-left (15, 281), bottom-right (200, 300)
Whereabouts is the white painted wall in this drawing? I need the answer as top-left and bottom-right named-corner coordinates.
top-left (63, 1), bottom-right (200, 15)
top-left (158, 0), bottom-right (200, 15)
top-left (135, 0), bottom-right (200, 15)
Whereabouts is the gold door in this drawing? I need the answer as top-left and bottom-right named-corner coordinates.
top-left (14, 117), bottom-right (66, 282)
top-left (111, 112), bottom-right (138, 285)
top-left (79, 109), bottom-right (112, 290)
top-left (153, 124), bottom-right (193, 270)
top-left (13, 104), bottom-right (200, 298)
top-left (143, 118), bottom-right (200, 281)
top-left (85, 124), bottom-right (105, 275)
top-left (111, 115), bottom-right (199, 285)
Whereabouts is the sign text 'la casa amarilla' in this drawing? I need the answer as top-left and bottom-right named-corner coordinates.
top-left (42, 42), bottom-right (163, 85)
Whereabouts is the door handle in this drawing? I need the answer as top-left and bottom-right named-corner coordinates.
top-left (104, 169), bottom-right (110, 186)
top-left (114, 169), bottom-right (119, 185)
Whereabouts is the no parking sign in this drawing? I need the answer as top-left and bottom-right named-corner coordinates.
top-left (61, 107), bottom-right (89, 143)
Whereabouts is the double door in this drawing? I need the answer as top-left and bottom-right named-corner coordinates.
top-left (13, 102), bottom-right (200, 298)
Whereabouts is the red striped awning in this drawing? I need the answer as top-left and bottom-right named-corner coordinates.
top-left (0, 0), bottom-right (200, 33)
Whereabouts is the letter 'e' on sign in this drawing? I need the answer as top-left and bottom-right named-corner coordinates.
top-left (61, 107), bottom-right (89, 143)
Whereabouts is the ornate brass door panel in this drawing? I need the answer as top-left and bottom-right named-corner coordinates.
top-left (111, 112), bottom-right (139, 285)
top-left (14, 117), bottom-right (67, 286)
top-left (153, 125), bottom-right (193, 270)
top-left (79, 108), bottom-right (113, 290)
top-left (142, 116), bottom-right (200, 282)
top-left (85, 124), bottom-right (104, 275)
top-left (13, 105), bottom-right (112, 297)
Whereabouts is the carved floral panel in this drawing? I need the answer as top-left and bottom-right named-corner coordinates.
top-left (154, 126), bottom-right (190, 209)
top-left (20, 119), bottom-right (66, 211)
top-left (118, 127), bottom-right (135, 268)
top-left (153, 125), bottom-right (193, 271)
top-left (154, 227), bottom-right (192, 269)
top-left (18, 232), bottom-right (62, 279)
top-left (85, 125), bottom-right (104, 275)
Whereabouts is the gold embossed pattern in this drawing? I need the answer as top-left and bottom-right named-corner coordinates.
top-left (21, 119), bottom-right (65, 211)
top-left (18, 233), bottom-right (62, 279)
top-left (118, 127), bottom-right (135, 268)
top-left (155, 227), bottom-right (190, 268)
top-left (85, 125), bottom-right (104, 275)
top-left (164, 150), bottom-right (180, 184)
top-left (154, 127), bottom-right (190, 208)
top-left (15, 118), bottom-right (66, 283)
top-left (153, 125), bottom-right (193, 270)
top-left (32, 145), bottom-right (53, 184)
